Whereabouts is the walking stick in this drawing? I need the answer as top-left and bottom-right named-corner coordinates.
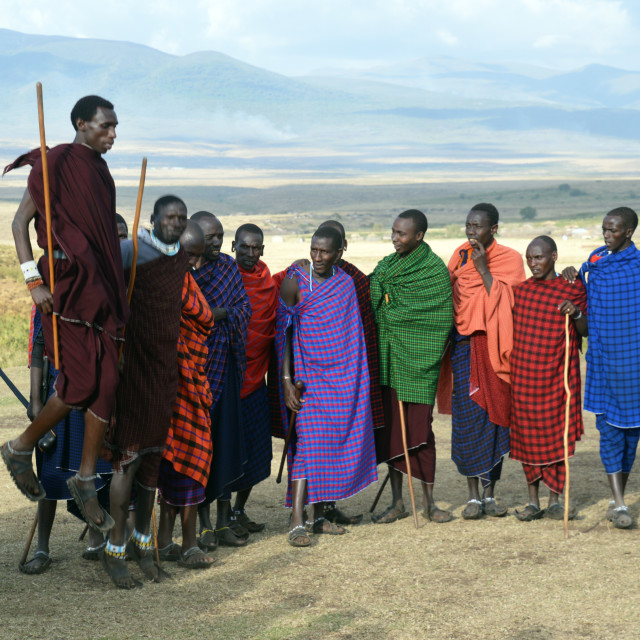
top-left (563, 314), bottom-right (572, 540)
top-left (78, 524), bottom-right (89, 542)
top-left (36, 82), bottom-right (59, 369)
top-left (119, 157), bottom-right (147, 361)
top-left (276, 381), bottom-right (304, 483)
top-left (0, 366), bottom-right (29, 408)
top-left (19, 510), bottom-right (39, 567)
top-left (151, 503), bottom-right (161, 567)
top-left (369, 471), bottom-right (390, 513)
top-left (398, 399), bottom-right (419, 529)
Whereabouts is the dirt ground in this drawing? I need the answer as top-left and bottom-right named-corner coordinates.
top-left (0, 360), bottom-right (639, 640)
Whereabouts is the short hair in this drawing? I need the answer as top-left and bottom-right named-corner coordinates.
top-left (398, 209), bottom-right (428, 234)
top-left (312, 225), bottom-right (342, 251)
top-left (470, 203), bottom-right (499, 227)
top-left (181, 219), bottom-right (205, 246)
top-left (70, 95), bottom-right (114, 131)
top-left (115, 213), bottom-right (128, 232)
top-left (235, 223), bottom-right (264, 242)
top-left (607, 206), bottom-right (638, 231)
top-left (190, 210), bottom-right (215, 222)
top-left (153, 195), bottom-right (186, 220)
top-left (319, 220), bottom-right (346, 241)
top-left (529, 235), bottom-right (557, 254)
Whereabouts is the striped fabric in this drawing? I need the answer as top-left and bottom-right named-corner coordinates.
top-left (162, 272), bottom-right (214, 489)
top-left (579, 243), bottom-right (640, 428)
top-left (370, 242), bottom-right (452, 405)
top-left (157, 458), bottom-right (205, 507)
top-left (596, 414), bottom-right (640, 474)
top-left (193, 254), bottom-right (251, 406)
top-left (275, 265), bottom-right (378, 505)
top-left (510, 276), bottom-right (586, 470)
top-left (522, 461), bottom-right (566, 495)
top-left (450, 339), bottom-right (509, 486)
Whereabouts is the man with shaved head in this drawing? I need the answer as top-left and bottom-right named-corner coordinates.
top-left (191, 211), bottom-right (251, 548)
top-left (510, 236), bottom-right (587, 521)
top-left (563, 207), bottom-right (640, 529)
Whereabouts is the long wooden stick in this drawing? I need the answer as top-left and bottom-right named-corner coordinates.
top-left (276, 381), bottom-right (304, 483)
top-left (563, 313), bottom-right (572, 540)
top-left (151, 502), bottom-right (161, 567)
top-left (36, 82), bottom-right (59, 369)
top-left (369, 471), bottom-right (390, 513)
top-left (20, 510), bottom-right (39, 566)
top-left (398, 399), bottom-right (419, 529)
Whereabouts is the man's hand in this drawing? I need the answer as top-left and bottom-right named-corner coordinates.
top-left (561, 266), bottom-right (578, 283)
top-left (31, 284), bottom-right (54, 315)
top-left (469, 239), bottom-right (488, 275)
top-left (283, 379), bottom-right (304, 412)
top-left (293, 258), bottom-right (310, 269)
top-left (558, 299), bottom-right (580, 317)
top-left (211, 307), bottom-right (228, 321)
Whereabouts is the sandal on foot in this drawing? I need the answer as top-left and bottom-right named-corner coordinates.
top-left (606, 499), bottom-right (615, 521)
top-left (66, 475), bottom-right (114, 533)
top-left (515, 504), bottom-right (545, 522)
top-left (1, 441), bottom-right (45, 501)
top-left (423, 505), bottom-right (453, 523)
top-left (545, 503), bottom-right (576, 520)
top-left (288, 525), bottom-right (311, 547)
top-left (482, 497), bottom-right (508, 517)
top-left (129, 541), bottom-right (170, 582)
top-left (231, 509), bottom-right (266, 533)
top-left (198, 529), bottom-right (217, 551)
top-left (612, 506), bottom-right (633, 529)
top-left (311, 517), bottom-right (347, 535)
top-left (324, 507), bottom-right (363, 525)
top-left (178, 546), bottom-right (216, 569)
top-left (228, 521), bottom-right (250, 539)
top-left (158, 542), bottom-right (181, 562)
top-left (372, 505), bottom-right (410, 524)
top-left (82, 541), bottom-right (107, 561)
top-left (462, 499), bottom-right (484, 520)
top-left (215, 526), bottom-right (248, 547)
top-left (19, 550), bottom-right (51, 574)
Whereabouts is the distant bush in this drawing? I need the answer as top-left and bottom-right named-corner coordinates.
top-left (519, 206), bottom-right (537, 221)
top-left (570, 189), bottom-right (586, 197)
top-left (558, 183), bottom-right (571, 192)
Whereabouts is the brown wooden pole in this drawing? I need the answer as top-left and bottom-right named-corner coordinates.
top-left (151, 502), bottom-right (161, 567)
top-left (19, 510), bottom-right (39, 566)
top-left (398, 399), bottom-right (419, 529)
top-left (276, 381), bottom-right (304, 484)
top-left (369, 471), bottom-right (390, 513)
top-left (36, 82), bottom-right (59, 369)
top-left (562, 314), bottom-right (572, 540)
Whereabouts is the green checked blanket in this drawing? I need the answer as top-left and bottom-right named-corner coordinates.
top-left (370, 242), bottom-right (453, 404)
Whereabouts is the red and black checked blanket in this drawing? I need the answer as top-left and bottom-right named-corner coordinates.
top-left (163, 272), bottom-right (214, 487)
top-left (510, 276), bottom-right (587, 466)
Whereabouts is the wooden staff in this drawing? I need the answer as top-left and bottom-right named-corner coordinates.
top-left (19, 511), bottom-right (39, 567)
top-left (151, 504), bottom-right (161, 567)
top-left (276, 381), bottom-right (304, 483)
top-left (562, 313), bottom-right (572, 540)
top-left (369, 471), bottom-right (390, 513)
top-left (36, 82), bottom-right (59, 369)
top-left (398, 399), bottom-right (419, 529)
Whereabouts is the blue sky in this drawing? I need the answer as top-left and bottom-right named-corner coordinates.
top-left (3, 0), bottom-right (640, 74)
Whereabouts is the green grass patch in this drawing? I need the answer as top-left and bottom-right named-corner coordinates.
top-left (0, 314), bottom-right (29, 367)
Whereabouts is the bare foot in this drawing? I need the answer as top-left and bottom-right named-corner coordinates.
top-left (101, 552), bottom-right (142, 589)
top-left (131, 544), bottom-right (170, 582)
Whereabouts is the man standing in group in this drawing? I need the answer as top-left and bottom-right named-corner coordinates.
top-left (510, 236), bottom-right (587, 521)
top-left (103, 195), bottom-right (188, 588)
top-left (228, 224), bottom-right (278, 533)
top-left (2, 96), bottom-right (128, 533)
top-left (563, 207), bottom-right (640, 529)
top-left (438, 203), bottom-right (524, 519)
top-left (370, 209), bottom-right (453, 524)
top-left (278, 225), bottom-right (378, 547)
top-left (192, 211), bottom-right (251, 548)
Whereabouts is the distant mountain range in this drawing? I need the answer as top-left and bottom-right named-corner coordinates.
top-left (1, 28), bottom-right (639, 180)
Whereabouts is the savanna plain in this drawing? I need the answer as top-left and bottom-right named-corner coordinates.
top-left (0, 180), bottom-right (638, 640)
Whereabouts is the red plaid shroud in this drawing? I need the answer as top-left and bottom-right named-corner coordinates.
top-left (510, 276), bottom-right (587, 469)
top-left (163, 273), bottom-right (214, 488)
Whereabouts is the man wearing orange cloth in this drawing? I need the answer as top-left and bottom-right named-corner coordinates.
top-left (438, 203), bottom-right (525, 519)
top-left (228, 224), bottom-right (278, 533)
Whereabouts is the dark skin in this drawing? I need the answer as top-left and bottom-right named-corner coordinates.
top-left (280, 235), bottom-right (348, 539)
top-left (117, 223), bottom-right (128, 241)
top-left (7, 106), bottom-right (120, 526)
top-left (391, 216), bottom-right (424, 257)
top-left (193, 216), bottom-right (228, 321)
top-left (561, 214), bottom-right (634, 524)
top-left (521, 240), bottom-right (588, 511)
top-left (105, 202), bottom-right (187, 588)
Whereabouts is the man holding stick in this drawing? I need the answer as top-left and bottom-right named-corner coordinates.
top-left (277, 225), bottom-right (377, 546)
top-left (370, 209), bottom-right (453, 524)
top-left (510, 236), bottom-right (587, 521)
top-left (562, 207), bottom-right (640, 529)
top-left (2, 95), bottom-right (128, 533)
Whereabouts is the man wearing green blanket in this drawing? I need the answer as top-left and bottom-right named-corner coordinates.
top-left (370, 209), bottom-right (453, 524)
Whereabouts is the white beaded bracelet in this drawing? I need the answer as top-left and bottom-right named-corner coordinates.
top-left (20, 260), bottom-right (40, 282)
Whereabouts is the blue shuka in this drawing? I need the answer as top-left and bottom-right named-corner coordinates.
top-left (580, 243), bottom-right (640, 428)
top-left (276, 265), bottom-right (378, 506)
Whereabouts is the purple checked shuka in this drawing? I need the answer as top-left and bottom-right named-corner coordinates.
top-left (276, 264), bottom-right (378, 506)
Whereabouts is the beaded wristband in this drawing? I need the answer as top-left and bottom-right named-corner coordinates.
top-left (21, 260), bottom-right (40, 282)
top-left (26, 278), bottom-right (44, 291)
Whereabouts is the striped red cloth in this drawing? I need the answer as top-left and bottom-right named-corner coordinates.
top-left (163, 272), bottom-right (214, 488)
top-left (238, 260), bottom-right (278, 399)
top-left (510, 276), bottom-right (587, 470)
